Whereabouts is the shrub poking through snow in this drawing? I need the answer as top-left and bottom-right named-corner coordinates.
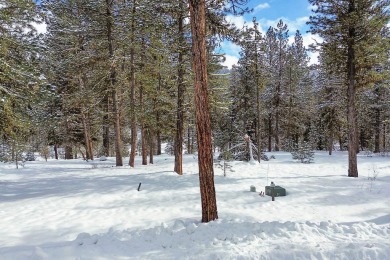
top-left (291, 141), bottom-right (314, 163)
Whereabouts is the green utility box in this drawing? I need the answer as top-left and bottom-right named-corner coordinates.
top-left (265, 186), bottom-right (286, 197)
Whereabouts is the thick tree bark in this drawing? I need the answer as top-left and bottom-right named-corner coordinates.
top-left (106, 0), bottom-right (123, 166)
top-left (347, 1), bottom-right (358, 177)
top-left (189, 0), bottom-right (218, 223)
top-left (174, 6), bottom-right (185, 175)
top-left (129, 0), bottom-right (137, 167)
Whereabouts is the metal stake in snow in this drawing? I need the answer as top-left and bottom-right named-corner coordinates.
top-left (137, 182), bottom-right (142, 191)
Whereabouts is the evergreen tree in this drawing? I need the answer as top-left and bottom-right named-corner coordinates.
top-left (308, 0), bottom-right (390, 177)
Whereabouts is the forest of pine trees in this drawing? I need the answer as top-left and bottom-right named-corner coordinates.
top-left (1, 0), bottom-right (389, 179)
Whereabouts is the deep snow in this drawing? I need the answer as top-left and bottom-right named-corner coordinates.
top-left (0, 151), bottom-right (389, 259)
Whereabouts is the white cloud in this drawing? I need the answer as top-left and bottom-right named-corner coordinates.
top-left (254, 3), bottom-right (270, 11)
top-left (307, 4), bottom-right (317, 12)
top-left (226, 15), bottom-right (247, 29)
top-left (222, 54), bottom-right (239, 69)
top-left (308, 51), bottom-right (319, 65)
top-left (302, 33), bottom-right (323, 48)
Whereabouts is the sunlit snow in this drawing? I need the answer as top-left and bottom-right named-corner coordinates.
top-left (0, 151), bottom-right (389, 259)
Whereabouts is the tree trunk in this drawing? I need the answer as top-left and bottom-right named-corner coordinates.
top-left (79, 76), bottom-right (94, 161)
top-left (374, 105), bottom-right (380, 153)
top-left (156, 117), bottom-right (161, 155)
top-left (189, 0), bottom-right (218, 223)
top-left (328, 109), bottom-right (334, 155)
top-left (268, 115), bottom-right (272, 152)
top-left (102, 95), bottom-right (110, 157)
top-left (54, 144), bottom-right (58, 160)
top-left (82, 112), bottom-right (93, 160)
top-left (65, 145), bottom-right (73, 160)
top-left (347, 2), bottom-right (358, 177)
top-left (255, 42), bottom-right (261, 162)
top-left (328, 132), bottom-right (333, 155)
top-left (149, 127), bottom-right (154, 164)
top-left (187, 126), bottom-right (192, 154)
top-left (140, 83), bottom-right (147, 165)
top-left (129, 0), bottom-right (137, 167)
top-left (156, 67), bottom-right (162, 156)
top-left (174, 6), bottom-right (185, 175)
top-left (106, 0), bottom-right (123, 166)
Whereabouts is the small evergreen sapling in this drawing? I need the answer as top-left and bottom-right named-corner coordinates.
top-left (291, 141), bottom-right (314, 163)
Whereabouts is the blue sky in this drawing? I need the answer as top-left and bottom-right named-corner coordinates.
top-left (220, 0), bottom-right (321, 68)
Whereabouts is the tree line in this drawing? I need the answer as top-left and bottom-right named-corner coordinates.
top-left (1, 0), bottom-right (389, 180)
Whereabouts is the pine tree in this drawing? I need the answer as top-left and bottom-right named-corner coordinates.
top-left (0, 0), bottom-right (44, 163)
top-left (188, 0), bottom-right (218, 223)
top-left (308, 0), bottom-right (390, 177)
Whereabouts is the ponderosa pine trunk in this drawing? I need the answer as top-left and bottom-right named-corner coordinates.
top-left (106, 0), bottom-right (123, 166)
top-left (346, 1), bottom-right (358, 177)
top-left (189, 0), bottom-right (218, 223)
top-left (174, 5), bottom-right (185, 175)
top-left (129, 0), bottom-right (137, 167)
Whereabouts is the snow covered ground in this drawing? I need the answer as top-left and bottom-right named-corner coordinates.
top-left (0, 151), bottom-right (389, 259)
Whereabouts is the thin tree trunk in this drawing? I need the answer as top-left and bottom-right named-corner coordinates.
top-left (268, 114), bottom-right (272, 152)
top-left (328, 133), bottom-right (333, 155)
top-left (156, 66), bottom-right (162, 155)
top-left (65, 115), bottom-right (73, 160)
top-left (54, 144), bottom-right (58, 160)
top-left (383, 123), bottom-right (386, 152)
top-left (189, 0), bottom-right (218, 223)
top-left (149, 127), bottom-right (154, 164)
top-left (187, 126), bottom-right (192, 154)
top-left (347, 1), bottom-right (358, 177)
top-left (106, 0), bottom-right (122, 166)
top-left (174, 5), bottom-right (185, 175)
top-left (102, 95), bottom-right (110, 157)
top-left (374, 106), bottom-right (380, 153)
top-left (79, 76), bottom-right (93, 161)
top-left (254, 40), bottom-right (261, 162)
top-left (129, 0), bottom-right (137, 167)
top-left (140, 82), bottom-right (147, 165)
top-left (156, 116), bottom-right (161, 155)
top-left (82, 112), bottom-right (93, 160)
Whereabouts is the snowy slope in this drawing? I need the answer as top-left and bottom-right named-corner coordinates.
top-left (0, 151), bottom-right (389, 259)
